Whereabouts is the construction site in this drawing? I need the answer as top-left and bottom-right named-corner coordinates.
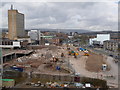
top-left (3, 45), bottom-right (105, 75)
top-left (2, 43), bottom-right (118, 88)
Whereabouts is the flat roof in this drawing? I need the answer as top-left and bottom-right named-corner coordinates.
top-left (0, 79), bottom-right (14, 81)
top-left (41, 36), bottom-right (54, 38)
top-left (2, 49), bottom-right (33, 56)
top-left (2, 50), bottom-right (14, 56)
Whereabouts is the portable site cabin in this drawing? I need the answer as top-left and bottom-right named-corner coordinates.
top-left (102, 64), bottom-right (107, 71)
top-left (0, 79), bottom-right (15, 88)
top-left (85, 83), bottom-right (91, 88)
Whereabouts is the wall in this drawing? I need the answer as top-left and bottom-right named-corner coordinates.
top-left (31, 73), bottom-right (75, 82)
top-left (97, 34), bottom-right (110, 44)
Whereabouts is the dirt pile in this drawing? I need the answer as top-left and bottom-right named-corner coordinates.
top-left (85, 52), bottom-right (107, 72)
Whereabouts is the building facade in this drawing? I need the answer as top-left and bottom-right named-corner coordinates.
top-left (89, 34), bottom-right (110, 45)
top-left (103, 40), bottom-right (119, 52)
top-left (8, 5), bottom-right (25, 40)
top-left (0, 38), bottom-right (28, 48)
top-left (28, 30), bottom-right (41, 41)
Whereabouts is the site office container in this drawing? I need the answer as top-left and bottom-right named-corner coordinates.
top-left (0, 79), bottom-right (15, 88)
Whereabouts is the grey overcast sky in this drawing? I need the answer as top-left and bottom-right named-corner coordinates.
top-left (0, 1), bottom-right (118, 31)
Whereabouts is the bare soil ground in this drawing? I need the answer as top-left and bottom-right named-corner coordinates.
top-left (85, 52), bottom-right (109, 72)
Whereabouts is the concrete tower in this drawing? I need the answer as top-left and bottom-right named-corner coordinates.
top-left (8, 5), bottom-right (25, 40)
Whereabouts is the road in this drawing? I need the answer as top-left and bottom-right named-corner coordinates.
top-left (87, 47), bottom-right (119, 60)
top-left (102, 56), bottom-right (118, 87)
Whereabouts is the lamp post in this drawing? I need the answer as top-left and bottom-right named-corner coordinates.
top-left (0, 40), bottom-right (3, 89)
top-left (0, 8), bottom-right (3, 89)
top-left (68, 56), bottom-right (69, 74)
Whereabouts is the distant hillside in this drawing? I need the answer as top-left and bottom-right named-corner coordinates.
top-left (25, 28), bottom-right (93, 33)
top-left (1, 28), bottom-right (119, 34)
top-left (82, 30), bottom-right (119, 35)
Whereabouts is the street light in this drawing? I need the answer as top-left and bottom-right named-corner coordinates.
top-left (0, 42), bottom-right (3, 89)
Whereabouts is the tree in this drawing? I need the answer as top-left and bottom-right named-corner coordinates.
top-left (79, 35), bottom-right (89, 45)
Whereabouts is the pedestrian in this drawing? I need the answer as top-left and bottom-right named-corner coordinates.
top-left (101, 74), bottom-right (103, 79)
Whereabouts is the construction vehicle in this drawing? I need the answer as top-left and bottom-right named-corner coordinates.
top-left (75, 52), bottom-right (79, 56)
top-left (84, 53), bottom-right (89, 56)
top-left (68, 50), bottom-right (79, 56)
top-left (71, 51), bottom-right (75, 55)
top-left (68, 51), bottom-right (75, 55)
top-left (68, 51), bottom-right (71, 55)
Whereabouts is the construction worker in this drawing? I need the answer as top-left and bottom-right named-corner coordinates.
top-left (61, 53), bottom-right (64, 57)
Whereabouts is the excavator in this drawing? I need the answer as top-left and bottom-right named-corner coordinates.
top-left (84, 53), bottom-right (89, 56)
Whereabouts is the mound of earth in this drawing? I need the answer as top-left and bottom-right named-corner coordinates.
top-left (85, 52), bottom-right (109, 72)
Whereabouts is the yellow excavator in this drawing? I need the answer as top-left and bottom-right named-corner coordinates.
top-left (84, 53), bottom-right (89, 56)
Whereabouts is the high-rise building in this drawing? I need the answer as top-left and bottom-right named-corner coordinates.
top-left (8, 5), bottom-right (25, 40)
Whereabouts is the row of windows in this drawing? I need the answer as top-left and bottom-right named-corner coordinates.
top-left (2, 41), bottom-right (13, 45)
